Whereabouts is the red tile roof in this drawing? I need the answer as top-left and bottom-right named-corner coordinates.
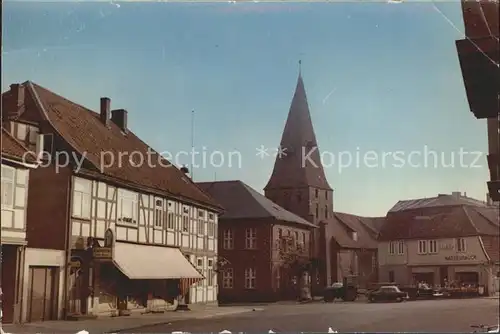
top-left (197, 180), bottom-right (316, 228)
top-left (326, 212), bottom-right (381, 249)
top-left (1, 127), bottom-right (36, 164)
top-left (379, 205), bottom-right (499, 241)
top-left (11, 81), bottom-right (221, 210)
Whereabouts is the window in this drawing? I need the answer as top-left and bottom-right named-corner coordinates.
top-left (275, 267), bottom-right (281, 289)
top-left (197, 219), bottom-right (205, 235)
top-left (222, 268), bottom-right (233, 288)
top-left (397, 241), bottom-right (404, 255)
top-left (117, 189), bottom-right (138, 225)
top-left (73, 178), bottom-right (91, 219)
top-left (245, 228), bottom-right (257, 249)
top-left (167, 212), bottom-right (175, 230)
top-left (418, 240), bottom-right (427, 254)
top-left (16, 123), bottom-right (27, 141)
top-left (302, 232), bottom-right (306, 245)
top-left (27, 125), bottom-right (39, 146)
top-left (325, 205), bottom-right (328, 218)
top-left (351, 232), bottom-right (358, 241)
top-left (278, 228), bottom-right (282, 238)
top-left (325, 190), bottom-right (328, 200)
top-left (197, 258), bottom-right (203, 267)
top-left (223, 229), bottom-right (234, 249)
top-left (244, 268), bottom-right (256, 289)
top-left (315, 189), bottom-right (319, 198)
top-left (315, 204), bottom-right (319, 218)
top-left (208, 212), bottom-right (215, 220)
top-left (198, 210), bottom-right (204, 218)
top-left (182, 216), bottom-right (189, 232)
top-left (389, 241), bottom-right (396, 255)
top-left (429, 240), bottom-right (438, 254)
top-left (1, 166), bottom-right (15, 208)
top-left (208, 221), bottom-right (215, 237)
top-left (294, 231), bottom-right (299, 245)
top-left (207, 268), bottom-right (214, 286)
top-left (457, 238), bottom-right (466, 252)
top-left (154, 199), bottom-right (163, 228)
top-left (388, 271), bottom-right (395, 283)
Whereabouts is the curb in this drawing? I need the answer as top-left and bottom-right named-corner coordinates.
top-left (110, 309), bottom-right (258, 333)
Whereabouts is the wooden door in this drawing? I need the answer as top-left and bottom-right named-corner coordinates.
top-left (27, 267), bottom-right (58, 322)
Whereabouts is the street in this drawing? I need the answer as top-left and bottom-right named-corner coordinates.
top-left (128, 298), bottom-right (499, 333)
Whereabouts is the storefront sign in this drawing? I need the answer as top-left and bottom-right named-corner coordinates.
top-left (445, 255), bottom-right (477, 261)
top-left (93, 247), bottom-right (112, 260)
top-left (93, 228), bottom-right (114, 260)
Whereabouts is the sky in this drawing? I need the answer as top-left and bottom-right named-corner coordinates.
top-left (2, 0), bottom-right (490, 216)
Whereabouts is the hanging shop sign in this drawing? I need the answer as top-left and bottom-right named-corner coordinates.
top-left (93, 228), bottom-right (114, 261)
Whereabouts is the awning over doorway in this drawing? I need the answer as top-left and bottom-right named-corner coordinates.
top-left (113, 242), bottom-right (203, 280)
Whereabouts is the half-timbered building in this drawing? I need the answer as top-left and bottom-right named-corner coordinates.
top-left (1, 82), bottom-right (223, 321)
top-left (1, 127), bottom-right (50, 324)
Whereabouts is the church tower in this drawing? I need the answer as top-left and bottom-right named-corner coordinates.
top-left (265, 64), bottom-right (334, 290)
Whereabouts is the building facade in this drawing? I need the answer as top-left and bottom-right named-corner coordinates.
top-left (378, 193), bottom-right (499, 296)
top-left (456, 1), bottom-right (499, 200)
top-left (263, 69), bottom-right (383, 294)
top-left (197, 180), bottom-right (316, 303)
top-left (1, 82), bottom-right (222, 321)
top-left (1, 128), bottom-right (39, 323)
top-left (326, 213), bottom-right (382, 288)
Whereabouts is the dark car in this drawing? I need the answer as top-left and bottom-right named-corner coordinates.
top-left (324, 282), bottom-right (357, 302)
top-left (367, 285), bottom-right (408, 303)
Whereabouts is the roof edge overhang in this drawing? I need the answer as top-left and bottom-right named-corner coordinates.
top-left (1, 155), bottom-right (39, 169)
top-left (75, 168), bottom-right (224, 213)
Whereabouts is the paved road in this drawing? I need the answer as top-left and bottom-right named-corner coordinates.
top-left (126, 298), bottom-right (499, 333)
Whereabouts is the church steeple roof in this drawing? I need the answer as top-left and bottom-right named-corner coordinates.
top-left (264, 68), bottom-right (332, 191)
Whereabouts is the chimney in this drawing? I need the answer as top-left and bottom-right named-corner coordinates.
top-left (111, 109), bottom-right (128, 133)
top-left (7, 84), bottom-right (25, 119)
top-left (100, 97), bottom-right (111, 126)
top-left (451, 191), bottom-right (461, 199)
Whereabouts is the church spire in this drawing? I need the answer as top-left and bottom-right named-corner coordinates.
top-left (264, 66), bottom-right (332, 191)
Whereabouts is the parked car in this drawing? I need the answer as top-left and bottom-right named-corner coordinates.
top-left (367, 285), bottom-right (408, 303)
top-left (324, 276), bottom-right (359, 302)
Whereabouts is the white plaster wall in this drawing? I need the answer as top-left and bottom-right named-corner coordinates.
top-left (21, 248), bottom-right (66, 322)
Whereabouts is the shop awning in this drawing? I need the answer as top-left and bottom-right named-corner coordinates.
top-left (113, 242), bottom-right (203, 280)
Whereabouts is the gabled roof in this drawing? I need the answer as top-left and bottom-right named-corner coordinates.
top-left (1, 127), bottom-right (37, 165)
top-left (326, 212), bottom-right (381, 250)
top-left (4, 81), bottom-right (221, 210)
top-left (379, 205), bottom-right (499, 241)
top-left (196, 180), bottom-right (316, 228)
top-left (265, 73), bottom-right (332, 191)
top-left (389, 193), bottom-right (488, 212)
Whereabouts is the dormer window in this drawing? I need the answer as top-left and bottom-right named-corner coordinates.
top-left (351, 232), bottom-right (358, 241)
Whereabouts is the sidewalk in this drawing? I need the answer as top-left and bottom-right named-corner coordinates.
top-left (1, 306), bottom-right (261, 334)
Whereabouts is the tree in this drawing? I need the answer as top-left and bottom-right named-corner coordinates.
top-left (277, 235), bottom-right (312, 300)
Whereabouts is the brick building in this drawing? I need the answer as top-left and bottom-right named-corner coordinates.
top-left (264, 69), bottom-right (382, 294)
top-left (1, 82), bottom-right (223, 322)
top-left (197, 180), bottom-right (316, 303)
top-left (378, 192), bottom-right (499, 295)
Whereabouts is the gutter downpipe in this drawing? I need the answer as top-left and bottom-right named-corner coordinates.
top-left (62, 172), bottom-right (74, 319)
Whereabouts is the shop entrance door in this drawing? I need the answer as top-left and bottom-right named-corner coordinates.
top-left (27, 266), bottom-right (59, 322)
